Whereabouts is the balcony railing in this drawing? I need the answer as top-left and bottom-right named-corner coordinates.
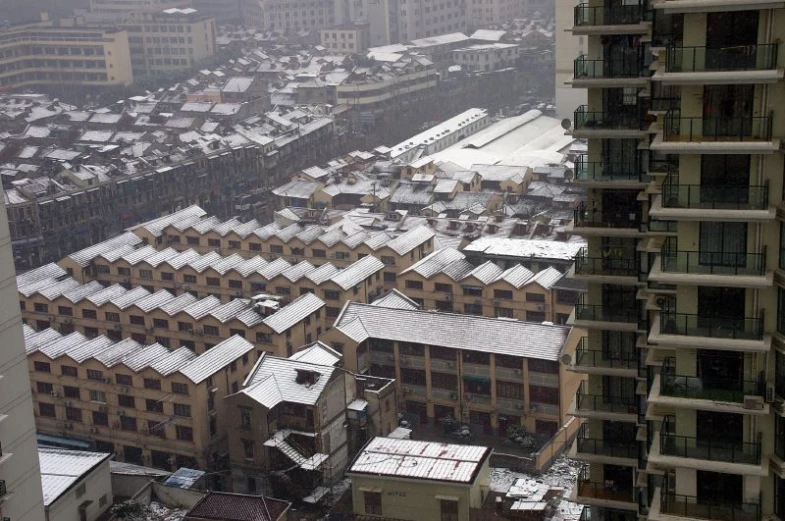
top-left (575, 337), bottom-right (637, 370)
top-left (574, 54), bottom-right (646, 79)
top-left (576, 297), bottom-right (638, 323)
top-left (659, 431), bottom-right (762, 465)
top-left (576, 386), bottom-right (638, 415)
top-left (0, 480), bottom-right (5, 498)
top-left (574, 202), bottom-right (642, 229)
top-left (660, 372), bottom-right (764, 403)
top-left (574, 157), bottom-right (646, 183)
top-left (576, 425), bottom-right (637, 458)
top-left (575, 468), bottom-right (636, 503)
top-left (661, 179), bottom-right (769, 210)
top-left (661, 493), bottom-right (760, 521)
top-left (665, 44), bottom-right (779, 73)
top-left (660, 312), bottom-right (764, 340)
top-left (661, 248), bottom-right (767, 277)
top-left (574, 105), bottom-right (645, 131)
top-left (574, 3), bottom-right (649, 26)
top-left (663, 112), bottom-right (774, 141)
top-left (579, 508), bottom-right (636, 521)
top-left (575, 247), bottom-right (638, 277)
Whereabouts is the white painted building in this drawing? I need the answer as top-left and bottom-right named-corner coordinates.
top-left (452, 43), bottom-right (519, 73)
top-left (39, 449), bottom-right (113, 521)
top-left (388, 108), bottom-right (491, 163)
top-left (554, 0), bottom-right (586, 119)
top-left (0, 197), bottom-right (45, 521)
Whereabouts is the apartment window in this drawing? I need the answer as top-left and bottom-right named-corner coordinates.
top-left (441, 500), bottom-right (459, 521)
top-left (176, 425), bottom-right (193, 441)
top-left (117, 267), bottom-right (131, 276)
top-left (249, 243), bottom-right (262, 251)
top-left (66, 406), bottom-right (82, 423)
top-left (327, 307), bottom-right (341, 318)
top-left (34, 361), bottom-right (51, 373)
top-left (464, 303), bottom-right (483, 315)
top-left (229, 240), bottom-right (241, 249)
top-left (64, 386), bottom-right (80, 398)
top-left (529, 385), bottom-right (559, 405)
top-left (153, 318), bottom-right (169, 329)
top-left (34, 302), bottom-right (49, 313)
top-left (58, 305), bottom-right (73, 316)
top-left (204, 325), bottom-right (219, 336)
top-left (82, 309), bottom-right (97, 319)
top-left (118, 395), bottom-right (135, 408)
top-left (92, 411), bottom-right (108, 426)
top-left (146, 399), bottom-right (164, 413)
top-left (87, 369), bottom-right (103, 381)
top-left (364, 492), bottom-right (382, 515)
top-left (381, 256), bottom-right (395, 265)
top-left (130, 315), bottom-right (145, 326)
top-left (140, 269), bottom-right (153, 280)
top-left (39, 403), bottom-right (56, 417)
top-left (462, 285), bottom-right (482, 297)
top-left (208, 239), bottom-right (220, 248)
top-left (116, 374), bottom-right (132, 385)
top-left (270, 245), bottom-right (283, 254)
top-left (161, 272), bottom-right (175, 281)
top-left (434, 282), bottom-right (452, 293)
top-left (384, 272), bottom-right (396, 282)
top-left (526, 292), bottom-right (545, 302)
top-left (240, 407), bottom-right (252, 430)
top-left (463, 351), bottom-right (490, 365)
top-left (401, 368), bottom-right (427, 386)
top-left (229, 279), bottom-right (243, 289)
top-left (497, 381), bottom-right (524, 400)
top-left (276, 286), bottom-right (291, 296)
top-left (242, 439), bottom-right (255, 459)
top-left (527, 311), bottom-right (546, 322)
top-left (172, 382), bottom-right (189, 395)
top-left (700, 222), bottom-right (747, 267)
top-left (37, 382), bottom-right (53, 394)
top-left (206, 277), bottom-right (220, 287)
top-left (405, 280), bottom-right (424, 290)
top-left (187, 236), bottom-right (200, 245)
top-left (174, 403), bottom-right (192, 417)
top-left (494, 289), bottom-right (513, 300)
top-left (529, 359), bottom-right (559, 374)
top-left (256, 332), bottom-right (273, 343)
top-left (120, 416), bottom-right (137, 432)
top-left (184, 274), bottom-right (197, 284)
top-left (431, 372), bottom-right (458, 389)
top-left (313, 249), bottom-right (326, 258)
top-left (324, 290), bottom-right (340, 300)
top-left (90, 390), bottom-right (106, 403)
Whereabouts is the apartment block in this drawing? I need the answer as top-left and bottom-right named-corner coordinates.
top-left (565, 0), bottom-right (785, 519)
top-left (225, 344), bottom-right (397, 495)
top-left (467, 0), bottom-right (525, 26)
top-left (0, 187), bottom-right (46, 521)
top-left (87, 0), bottom-right (192, 22)
top-left (397, 247), bottom-right (575, 323)
top-left (322, 300), bottom-right (584, 439)
top-left (26, 328), bottom-right (255, 485)
top-left (124, 8), bottom-right (218, 78)
top-left (320, 24), bottom-right (371, 54)
top-left (0, 16), bottom-right (134, 90)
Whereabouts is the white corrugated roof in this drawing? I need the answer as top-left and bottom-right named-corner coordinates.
top-left (242, 354), bottom-right (337, 408)
top-left (288, 341), bottom-right (342, 366)
top-left (370, 289), bottom-right (420, 310)
top-left (67, 232), bottom-right (142, 268)
top-left (180, 335), bottom-right (254, 383)
top-left (262, 292), bottom-right (325, 334)
top-left (385, 226), bottom-right (435, 255)
top-left (329, 255), bottom-right (384, 290)
top-left (348, 437), bottom-right (490, 483)
top-left (39, 448), bottom-right (111, 506)
top-left (17, 263), bottom-right (67, 287)
top-left (401, 247), bottom-right (466, 278)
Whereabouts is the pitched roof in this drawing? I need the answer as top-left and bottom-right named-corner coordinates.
top-left (186, 491), bottom-right (290, 521)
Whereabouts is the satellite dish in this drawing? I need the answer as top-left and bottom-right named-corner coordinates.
top-left (564, 169), bottom-right (574, 182)
top-left (561, 118), bottom-right (572, 130)
top-left (560, 353), bottom-right (573, 366)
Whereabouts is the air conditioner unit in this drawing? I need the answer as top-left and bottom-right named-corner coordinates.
top-left (530, 404), bottom-right (538, 412)
top-left (183, 284), bottom-right (191, 290)
top-left (66, 423), bottom-right (74, 430)
top-left (450, 393), bottom-right (458, 400)
top-left (537, 304), bottom-right (544, 311)
top-left (146, 326), bottom-right (155, 333)
top-left (63, 401), bottom-right (73, 407)
top-left (117, 409), bottom-right (126, 416)
top-left (114, 323), bottom-right (122, 330)
top-left (766, 385), bottom-right (775, 403)
top-left (515, 369), bottom-right (523, 375)
top-left (119, 386), bottom-right (129, 393)
top-left (90, 427), bottom-right (99, 433)
top-left (404, 387), bottom-right (412, 394)
top-left (99, 405), bottom-right (108, 413)
top-left (516, 404), bottom-right (524, 410)
top-left (387, 355), bottom-right (394, 361)
top-left (235, 291), bottom-right (242, 296)
top-left (743, 396), bottom-right (765, 410)
top-left (445, 294), bottom-right (452, 301)
top-left (103, 378), bottom-right (112, 384)
top-left (447, 361), bottom-right (455, 368)
top-left (195, 329), bottom-right (204, 335)
top-left (51, 391), bottom-right (59, 398)
top-left (64, 318), bottom-right (73, 324)
top-left (492, 299), bottom-right (500, 306)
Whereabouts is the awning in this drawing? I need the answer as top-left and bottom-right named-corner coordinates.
top-left (37, 433), bottom-right (91, 450)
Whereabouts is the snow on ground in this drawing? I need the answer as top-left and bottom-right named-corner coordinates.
top-left (328, 478), bottom-right (352, 506)
top-left (148, 501), bottom-right (188, 521)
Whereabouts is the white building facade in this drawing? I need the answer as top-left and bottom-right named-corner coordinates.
top-left (554, 0), bottom-right (586, 119)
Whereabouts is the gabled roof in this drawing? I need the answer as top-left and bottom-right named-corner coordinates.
top-left (263, 292), bottom-right (325, 334)
top-left (370, 289), bottom-right (420, 310)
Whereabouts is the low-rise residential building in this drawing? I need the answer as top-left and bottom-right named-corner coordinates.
top-left (39, 448), bottom-right (113, 521)
top-left (397, 247), bottom-right (574, 323)
top-left (226, 344), bottom-right (397, 497)
top-left (27, 329), bottom-right (255, 480)
top-left (184, 491), bottom-right (291, 521)
top-left (322, 300), bottom-right (584, 439)
top-left (320, 24), bottom-right (371, 54)
top-left (347, 437), bottom-right (492, 521)
top-left (463, 237), bottom-right (586, 273)
top-left (452, 44), bottom-right (520, 73)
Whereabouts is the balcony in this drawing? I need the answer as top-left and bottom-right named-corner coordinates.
top-left (571, 105), bottom-right (648, 138)
top-left (649, 244), bottom-right (772, 288)
top-left (650, 178), bottom-right (774, 221)
top-left (572, 297), bottom-right (639, 332)
top-left (654, 44), bottom-right (782, 85)
top-left (463, 363), bottom-right (491, 377)
top-left (655, 431), bottom-right (762, 471)
top-left (572, 247), bottom-right (638, 284)
top-left (497, 397), bottom-right (525, 413)
top-left (573, 425), bottom-right (638, 464)
top-left (402, 384), bottom-right (426, 397)
top-left (467, 393), bottom-right (492, 407)
top-left (660, 371), bottom-right (764, 404)
top-left (652, 112), bottom-right (779, 154)
top-left (658, 312), bottom-right (764, 342)
top-left (572, 54), bottom-right (648, 88)
top-left (429, 358), bottom-right (458, 373)
top-left (573, 157), bottom-right (650, 188)
top-left (573, 3), bottom-right (651, 34)
top-left (571, 469), bottom-right (638, 511)
top-left (656, 490), bottom-right (760, 521)
top-left (430, 388), bottom-right (458, 401)
top-left (370, 351), bottom-right (395, 365)
top-left (399, 355), bottom-right (425, 369)
top-left (570, 202), bottom-right (642, 238)
top-left (572, 385), bottom-right (638, 421)
top-left (570, 337), bottom-right (638, 377)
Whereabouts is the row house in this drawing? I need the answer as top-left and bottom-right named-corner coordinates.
top-left (25, 326), bottom-right (254, 486)
top-left (226, 344), bottom-right (397, 497)
top-left (396, 247), bottom-right (575, 324)
top-left (19, 277), bottom-right (325, 358)
top-left (321, 299), bottom-right (584, 439)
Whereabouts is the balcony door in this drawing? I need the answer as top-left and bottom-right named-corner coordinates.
top-left (700, 155), bottom-right (750, 206)
top-left (699, 222), bottom-right (747, 267)
top-left (706, 11), bottom-right (758, 70)
top-left (697, 411), bottom-right (743, 446)
top-left (604, 88), bottom-right (640, 127)
top-left (602, 139), bottom-right (639, 176)
top-left (696, 470), bottom-right (743, 505)
top-left (601, 190), bottom-right (640, 227)
top-left (697, 349), bottom-right (743, 395)
top-left (698, 286), bottom-right (746, 331)
top-left (703, 85), bottom-right (754, 137)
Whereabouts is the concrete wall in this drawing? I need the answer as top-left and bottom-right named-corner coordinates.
top-left (554, 0), bottom-right (586, 119)
top-left (47, 459), bottom-right (113, 521)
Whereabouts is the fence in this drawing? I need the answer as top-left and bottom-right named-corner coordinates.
top-left (532, 417), bottom-right (581, 471)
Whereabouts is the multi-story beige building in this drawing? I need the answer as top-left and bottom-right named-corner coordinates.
top-left (0, 15), bottom-right (134, 90)
top-left (25, 328), bottom-right (255, 483)
top-left (259, 0), bottom-right (339, 33)
top-left (397, 247), bottom-right (576, 323)
top-left (322, 299), bottom-right (584, 439)
top-left (88, 0), bottom-right (192, 22)
top-left (565, 1), bottom-right (785, 519)
top-left (320, 23), bottom-right (370, 54)
top-left (466, 0), bottom-right (525, 26)
top-left (225, 343), bottom-right (397, 495)
top-left (0, 195), bottom-right (46, 520)
top-left (124, 8), bottom-right (217, 78)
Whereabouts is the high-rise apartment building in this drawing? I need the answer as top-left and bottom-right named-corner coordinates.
top-left (566, 1), bottom-right (785, 519)
top-left (0, 196), bottom-right (46, 521)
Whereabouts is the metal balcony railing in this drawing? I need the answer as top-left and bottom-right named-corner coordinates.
top-left (665, 44), bottom-right (779, 73)
top-left (574, 202), bottom-right (642, 229)
top-left (576, 425), bottom-right (638, 458)
top-left (574, 105), bottom-right (646, 131)
top-left (575, 247), bottom-right (638, 277)
top-left (574, 54), bottom-right (646, 79)
top-left (660, 371), bottom-right (764, 403)
top-left (575, 468), bottom-right (637, 503)
top-left (661, 178), bottom-right (769, 210)
top-left (574, 337), bottom-right (637, 369)
top-left (574, 3), bottom-right (649, 26)
top-left (575, 296), bottom-right (639, 323)
top-left (659, 431), bottom-right (762, 465)
top-left (576, 385), bottom-right (638, 415)
top-left (663, 112), bottom-right (774, 141)
top-left (660, 492), bottom-right (760, 521)
top-left (661, 246), bottom-right (767, 277)
top-left (574, 156), bottom-right (646, 182)
top-left (659, 312), bottom-right (764, 340)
